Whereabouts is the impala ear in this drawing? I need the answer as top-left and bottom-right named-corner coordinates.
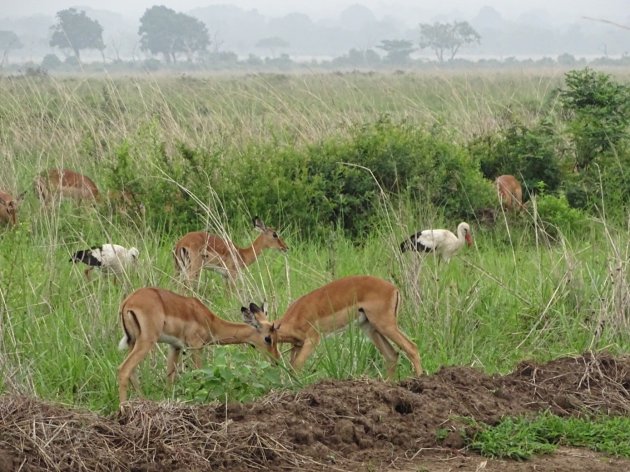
top-left (249, 302), bottom-right (262, 313)
top-left (253, 217), bottom-right (267, 231)
top-left (241, 307), bottom-right (261, 329)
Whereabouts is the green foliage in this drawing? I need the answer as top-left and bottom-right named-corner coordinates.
top-left (139, 6), bottom-right (210, 63)
top-left (49, 8), bottom-right (104, 59)
top-left (470, 118), bottom-right (563, 195)
top-left (468, 413), bottom-right (630, 460)
top-left (376, 40), bottom-right (416, 65)
top-left (174, 349), bottom-right (287, 403)
top-left (0, 30), bottom-right (22, 63)
top-left (559, 68), bottom-right (630, 171)
top-left (534, 192), bottom-right (589, 237)
top-left (41, 53), bottom-right (62, 70)
top-left (418, 21), bottom-right (481, 62)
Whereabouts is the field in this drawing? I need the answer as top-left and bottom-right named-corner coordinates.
top-left (0, 69), bottom-right (629, 470)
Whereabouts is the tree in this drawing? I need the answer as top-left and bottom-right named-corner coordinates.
top-left (376, 39), bottom-right (415, 65)
top-left (418, 21), bottom-right (480, 62)
top-left (49, 8), bottom-right (104, 60)
top-left (255, 36), bottom-right (289, 57)
top-left (0, 31), bottom-right (22, 65)
top-left (139, 6), bottom-right (210, 63)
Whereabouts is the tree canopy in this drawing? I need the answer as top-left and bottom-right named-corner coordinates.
top-left (139, 6), bottom-right (210, 63)
top-left (0, 31), bottom-right (22, 65)
top-left (418, 21), bottom-right (480, 62)
top-left (376, 39), bottom-right (416, 65)
top-left (49, 8), bottom-right (104, 60)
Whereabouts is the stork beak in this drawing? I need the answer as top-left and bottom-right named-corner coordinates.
top-left (465, 233), bottom-right (473, 247)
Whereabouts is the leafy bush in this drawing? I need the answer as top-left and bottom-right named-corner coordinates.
top-left (105, 117), bottom-right (495, 240)
top-left (470, 118), bottom-right (564, 197)
top-left (41, 54), bottom-right (62, 70)
top-left (174, 349), bottom-right (285, 403)
top-left (533, 192), bottom-right (589, 237)
top-left (559, 68), bottom-right (630, 171)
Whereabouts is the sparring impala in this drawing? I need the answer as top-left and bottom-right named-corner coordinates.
top-left (117, 287), bottom-right (280, 404)
top-left (495, 174), bottom-right (524, 212)
top-left (34, 168), bottom-right (100, 204)
top-left (174, 217), bottom-right (288, 287)
top-left (243, 275), bottom-right (422, 379)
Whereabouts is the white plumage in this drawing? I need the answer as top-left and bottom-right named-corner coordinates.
top-left (70, 244), bottom-right (139, 279)
top-left (400, 222), bottom-right (473, 263)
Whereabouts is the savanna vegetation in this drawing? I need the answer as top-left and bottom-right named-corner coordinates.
top-left (0, 68), bottom-right (629, 462)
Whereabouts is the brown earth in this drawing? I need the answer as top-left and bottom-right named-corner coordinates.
top-left (0, 352), bottom-right (629, 471)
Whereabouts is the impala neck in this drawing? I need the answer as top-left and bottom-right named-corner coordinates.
top-left (205, 315), bottom-right (254, 345)
top-left (236, 234), bottom-right (268, 268)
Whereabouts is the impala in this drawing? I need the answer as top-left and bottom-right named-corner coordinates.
top-left (495, 174), bottom-right (524, 212)
top-left (244, 275), bottom-right (422, 379)
top-left (0, 191), bottom-right (20, 226)
top-left (34, 168), bottom-right (100, 204)
top-left (117, 287), bottom-right (280, 403)
top-left (174, 217), bottom-right (288, 287)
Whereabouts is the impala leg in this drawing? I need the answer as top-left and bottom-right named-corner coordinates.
top-left (360, 321), bottom-right (399, 379)
top-left (374, 323), bottom-right (423, 376)
top-left (166, 346), bottom-right (182, 384)
top-left (118, 339), bottom-right (154, 404)
top-left (290, 336), bottom-right (320, 372)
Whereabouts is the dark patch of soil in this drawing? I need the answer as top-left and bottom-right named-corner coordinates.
top-left (1, 352), bottom-right (629, 471)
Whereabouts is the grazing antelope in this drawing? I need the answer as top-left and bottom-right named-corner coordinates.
top-left (244, 275), bottom-right (422, 379)
top-left (117, 287), bottom-right (280, 403)
top-left (0, 191), bottom-right (20, 226)
top-left (34, 168), bottom-right (100, 204)
top-left (174, 217), bottom-right (288, 287)
top-left (69, 244), bottom-right (139, 280)
top-left (400, 222), bottom-right (473, 263)
top-left (495, 174), bottom-right (523, 212)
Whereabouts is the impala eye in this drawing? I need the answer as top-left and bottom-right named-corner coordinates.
top-left (272, 232), bottom-right (278, 238)
top-left (264, 335), bottom-right (272, 344)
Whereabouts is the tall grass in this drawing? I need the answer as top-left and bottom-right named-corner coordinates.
top-left (0, 71), bottom-right (628, 413)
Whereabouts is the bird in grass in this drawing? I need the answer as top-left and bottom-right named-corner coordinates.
top-left (400, 222), bottom-right (473, 263)
top-left (70, 244), bottom-right (140, 280)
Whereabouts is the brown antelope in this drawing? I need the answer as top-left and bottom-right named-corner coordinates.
top-left (0, 191), bottom-right (20, 226)
top-left (117, 287), bottom-right (280, 404)
top-left (244, 275), bottom-right (423, 379)
top-left (174, 217), bottom-right (288, 287)
top-left (34, 168), bottom-right (100, 204)
top-left (495, 174), bottom-right (523, 212)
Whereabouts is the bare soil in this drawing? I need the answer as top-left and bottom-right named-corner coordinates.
top-left (1, 352), bottom-right (629, 471)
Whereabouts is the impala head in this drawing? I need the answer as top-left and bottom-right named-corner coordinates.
top-left (253, 216), bottom-right (288, 253)
top-left (0, 194), bottom-right (18, 226)
top-left (458, 222), bottom-right (473, 247)
top-left (240, 302), bottom-right (280, 360)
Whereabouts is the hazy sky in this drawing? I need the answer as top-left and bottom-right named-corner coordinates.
top-left (1, 0), bottom-right (628, 23)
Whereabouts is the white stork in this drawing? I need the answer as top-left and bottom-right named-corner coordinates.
top-left (400, 222), bottom-right (473, 263)
top-left (70, 244), bottom-right (139, 280)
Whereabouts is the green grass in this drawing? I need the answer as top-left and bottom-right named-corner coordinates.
top-left (0, 71), bottom-right (628, 424)
top-left (468, 413), bottom-right (630, 460)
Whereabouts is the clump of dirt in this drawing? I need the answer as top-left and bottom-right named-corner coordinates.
top-left (0, 352), bottom-right (629, 471)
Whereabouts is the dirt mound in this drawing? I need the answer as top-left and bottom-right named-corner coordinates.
top-left (1, 353), bottom-right (629, 471)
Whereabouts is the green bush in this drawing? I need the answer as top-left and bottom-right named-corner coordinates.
top-left (533, 192), bottom-right (589, 237)
top-left (470, 118), bottom-right (564, 197)
top-left (559, 68), bottom-right (630, 171)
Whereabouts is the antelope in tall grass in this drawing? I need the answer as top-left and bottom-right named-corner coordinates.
top-left (495, 175), bottom-right (524, 212)
top-left (0, 191), bottom-right (22, 226)
top-left (117, 287), bottom-right (280, 403)
top-left (174, 217), bottom-right (288, 287)
top-left (243, 275), bottom-right (422, 379)
top-left (34, 168), bottom-right (100, 204)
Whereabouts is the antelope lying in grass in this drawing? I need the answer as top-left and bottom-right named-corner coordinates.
top-left (243, 275), bottom-right (422, 379)
top-left (34, 168), bottom-right (100, 204)
top-left (174, 217), bottom-right (288, 288)
top-left (117, 287), bottom-right (280, 404)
